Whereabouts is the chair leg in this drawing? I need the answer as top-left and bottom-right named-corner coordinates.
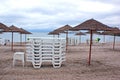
top-left (13, 59), bottom-right (15, 67)
top-left (22, 60), bottom-right (24, 67)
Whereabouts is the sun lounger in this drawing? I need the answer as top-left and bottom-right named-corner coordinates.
top-left (26, 37), bottom-right (66, 68)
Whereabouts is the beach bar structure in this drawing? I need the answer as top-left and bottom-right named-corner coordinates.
top-left (26, 37), bottom-right (66, 68)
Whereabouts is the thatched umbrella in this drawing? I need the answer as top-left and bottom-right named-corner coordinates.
top-left (99, 27), bottom-right (120, 44)
top-left (70, 19), bottom-right (113, 65)
top-left (0, 23), bottom-right (10, 45)
top-left (19, 28), bottom-right (32, 44)
top-left (51, 24), bottom-right (73, 52)
top-left (48, 30), bottom-right (60, 38)
top-left (9, 25), bottom-right (23, 51)
top-left (0, 23), bottom-right (10, 32)
top-left (102, 27), bottom-right (120, 50)
top-left (75, 32), bottom-right (86, 44)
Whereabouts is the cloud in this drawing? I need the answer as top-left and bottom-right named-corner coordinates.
top-left (0, 0), bottom-right (120, 31)
top-left (100, 15), bottom-right (120, 27)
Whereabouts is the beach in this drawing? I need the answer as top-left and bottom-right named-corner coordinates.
top-left (0, 42), bottom-right (120, 80)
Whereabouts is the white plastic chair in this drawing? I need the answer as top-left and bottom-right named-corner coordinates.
top-left (13, 52), bottom-right (25, 67)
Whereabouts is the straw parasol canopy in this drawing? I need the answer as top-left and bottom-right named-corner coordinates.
top-left (48, 30), bottom-right (60, 37)
top-left (0, 23), bottom-right (10, 32)
top-left (70, 18), bottom-right (113, 65)
top-left (72, 19), bottom-right (112, 31)
top-left (9, 25), bottom-right (23, 32)
top-left (75, 32), bottom-right (86, 35)
top-left (48, 24), bottom-right (73, 37)
top-left (102, 27), bottom-right (120, 50)
top-left (100, 28), bottom-right (117, 35)
top-left (19, 28), bottom-right (32, 43)
top-left (48, 30), bottom-right (60, 35)
top-left (19, 28), bottom-right (32, 34)
top-left (102, 27), bottom-right (120, 35)
top-left (75, 32), bottom-right (86, 44)
top-left (0, 23), bottom-right (10, 46)
top-left (54, 24), bottom-right (72, 32)
top-left (9, 25), bottom-right (23, 51)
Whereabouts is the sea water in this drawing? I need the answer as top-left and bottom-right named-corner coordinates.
top-left (0, 32), bottom-right (120, 43)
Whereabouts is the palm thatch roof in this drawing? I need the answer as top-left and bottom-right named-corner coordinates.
top-left (20, 28), bottom-right (32, 34)
top-left (48, 24), bottom-right (72, 35)
top-left (9, 25), bottom-right (23, 32)
top-left (75, 32), bottom-right (86, 35)
top-left (0, 23), bottom-right (10, 32)
top-left (48, 30), bottom-right (60, 35)
top-left (102, 27), bottom-right (120, 36)
top-left (71, 19), bottom-right (113, 31)
top-left (54, 24), bottom-right (72, 33)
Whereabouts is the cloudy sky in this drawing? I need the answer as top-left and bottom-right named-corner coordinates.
top-left (0, 0), bottom-right (120, 32)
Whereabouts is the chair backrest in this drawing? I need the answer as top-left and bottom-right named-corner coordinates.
top-left (14, 52), bottom-right (24, 60)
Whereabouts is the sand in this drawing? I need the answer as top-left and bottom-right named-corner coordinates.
top-left (0, 42), bottom-right (120, 80)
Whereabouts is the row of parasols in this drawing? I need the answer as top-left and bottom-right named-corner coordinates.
top-left (0, 23), bottom-right (32, 51)
top-left (1, 18), bottom-right (120, 65)
top-left (48, 18), bottom-right (120, 65)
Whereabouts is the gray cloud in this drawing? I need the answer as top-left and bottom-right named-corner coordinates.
top-left (0, 0), bottom-right (120, 30)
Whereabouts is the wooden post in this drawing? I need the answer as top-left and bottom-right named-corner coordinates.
top-left (79, 35), bottom-right (81, 44)
top-left (20, 33), bottom-right (22, 45)
top-left (103, 34), bottom-right (105, 43)
top-left (25, 34), bottom-right (26, 43)
top-left (66, 31), bottom-right (68, 52)
top-left (113, 35), bottom-right (116, 50)
top-left (11, 32), bottom-right (13, 51)
top-left (88, 30), bottom-right (93, 65)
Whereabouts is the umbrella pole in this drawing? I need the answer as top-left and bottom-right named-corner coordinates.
top-left (66, 31), bottom-right (68, 52)
top-left (113, 35), bottom-right (116, 50)
top-left (25, 34), bottom-right (26, 43)
top-left (79, 35), bottom-right (81, 44)
top-left (20, 34), bottom-right (22, 45)
top-left (103, 34), bottom-right (105, 43)
top-left (88, 30), bottom-right (93, 65)
top-left (11, 32), bottom-right (13, 51)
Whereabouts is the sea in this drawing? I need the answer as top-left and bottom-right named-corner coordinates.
top-left (0, 32), bottom-right (120, 44)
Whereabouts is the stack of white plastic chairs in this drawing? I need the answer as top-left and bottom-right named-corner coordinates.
top-left (26, 37), bottom-right (66, 68)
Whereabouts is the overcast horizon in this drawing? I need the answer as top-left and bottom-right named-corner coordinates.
top-left (0, 0), bottom-right (120, 32)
